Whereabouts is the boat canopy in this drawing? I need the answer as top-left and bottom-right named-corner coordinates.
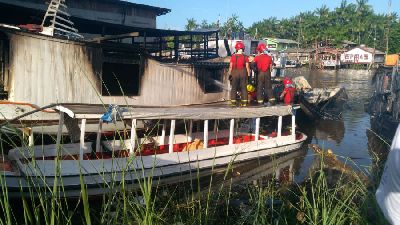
top-left (55, 104), bottom-right (296, 120)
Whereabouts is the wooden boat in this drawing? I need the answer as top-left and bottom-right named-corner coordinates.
top-left (0, 104), bottom-right (307, 197)
top-left (299, 87), bottom-right (348, 120)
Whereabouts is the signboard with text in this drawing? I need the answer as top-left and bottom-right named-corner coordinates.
top-left (340, 48), bottom-right (373, 64)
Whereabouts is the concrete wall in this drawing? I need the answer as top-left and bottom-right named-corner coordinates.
top-left (5, 30), bottom-right (229, 107)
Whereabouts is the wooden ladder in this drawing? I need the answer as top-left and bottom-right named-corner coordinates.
top-left (41, 0), bottom-right (83, 39)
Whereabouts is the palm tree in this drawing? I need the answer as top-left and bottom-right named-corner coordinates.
top-left (185, 18), bottom-right (198, 31)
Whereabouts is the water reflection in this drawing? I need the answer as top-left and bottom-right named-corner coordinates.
top-left (298, 119), bottom-right (345, 145)
top-left (158, 148), bottom-right (308, 191)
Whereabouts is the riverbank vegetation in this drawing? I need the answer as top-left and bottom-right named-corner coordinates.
top-left (186, 0), bottom-right (400, 54)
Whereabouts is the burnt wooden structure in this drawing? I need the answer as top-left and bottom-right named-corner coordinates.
top-left (367, 66), bottom-right (400, 142)
top-left (0, 26), bottom-right (227, 107)
top-left (101, 27), bottom-right (220, 60)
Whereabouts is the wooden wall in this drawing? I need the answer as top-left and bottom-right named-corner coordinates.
top-left (8, 32), bottom-right (103, 106)
top-left (6, 30), bottom-right (229, 107)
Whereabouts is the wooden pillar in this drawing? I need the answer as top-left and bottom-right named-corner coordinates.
top-left (277, 116), bottom-right (282, 138)
top-left (28, 128), bottom-right (34, 146)
top-left (190, 34), bottom-right (193, 59)
top-left (96, 120), bottom-right (103, 152)
top-left (101, 26), bottom-right (106, 37)
top-left (188, 120), bottom-right (193, 142)
top-left (229, 119), bottom-right (234, 145)
top-left (203, 34), bottom-right (206, 58)
top-left (206, 35), bottom-right (209, 58)
top-left (213, 120), bottom-right (218, 133)
top-left (56, 113), bottom-right (64, 147)
top-left (169, 120), bottom-right (176, 153)
top-left (160, 120), bottom-right (167, 145)
top-left (159, 35), bottom-right (162, 58)
top-left (144, 32), bottom-right (147, 49)
top-left (204, 120), bottom-right (209, 148)
top-left (292, 115), bottom-right (296, 138)
top-left (79, 119), bottom-right (86, 160)
top-left (255, 118), bottom-right (260, 141)
top-left (174, 36), bottom-right (179, 60)
top-left (130, 119), bottom-right (137, 154)
top-left (215, 32), bottom-right (219, 58)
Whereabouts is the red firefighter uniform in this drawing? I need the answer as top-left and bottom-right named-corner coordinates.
top-left (280, 77), bottom-right (296, 105)
top-left (252, 43), bottom-right (274, 104)
top-left (229, 41), bottom-right (250, 106)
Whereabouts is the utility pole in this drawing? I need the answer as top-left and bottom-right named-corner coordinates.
top-left (297, 17), bottom-right (301, 61)
top-left (386, 0), bottom-right (392, 56)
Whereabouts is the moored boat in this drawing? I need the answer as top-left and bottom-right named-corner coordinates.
top-left (0, 103), bottom-right (307, 197)
top-left (293, 76), bottom-right (348, 120)
top-left (299, 87), bottom-right (348, 120)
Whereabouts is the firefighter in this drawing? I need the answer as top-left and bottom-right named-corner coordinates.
top-left (228, 42), bottom-right (250, 106)
top-left (280, 77), bottom-right (296, 105)
top-left (247, 84), bottom-right (257, 103)
top-left (252, 43), bottom-right (275, 105)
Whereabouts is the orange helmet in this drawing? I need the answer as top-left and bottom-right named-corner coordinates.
top-left (256, 43), bottom-right (267, 52)
top-left (283, 77), bottom-right (293, 86)
top-left (235, 42), bottom-right (245, 50)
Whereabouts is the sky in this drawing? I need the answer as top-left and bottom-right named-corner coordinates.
top-left (130, 0), bottom-right (400, 30)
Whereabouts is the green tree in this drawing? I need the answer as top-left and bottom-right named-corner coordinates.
top-left (220, 14), bottom-right (244, 37)
top-left (185, 18), bottom-right (198, 31)
top-left (199, 20), bottom-right (219, 29)
top-left (246, 0), bottom-right (395, 51)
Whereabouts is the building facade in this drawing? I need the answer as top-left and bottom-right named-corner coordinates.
top-left (340, 46), bottom-right (385, 65)
top-left (264, 38), bottom-right (299, 51)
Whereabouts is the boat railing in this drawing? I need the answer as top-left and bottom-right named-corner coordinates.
top-left (6, 104), bottom-right (300, 160)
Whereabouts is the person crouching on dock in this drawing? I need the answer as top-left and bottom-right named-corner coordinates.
top-left (252, 43), bottom-right (275, 105)
top-left (229, 42), bottom-right (250, 106)
top-left (280, 77), bottom-right (296, 105)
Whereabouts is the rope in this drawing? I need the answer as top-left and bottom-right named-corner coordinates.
top-left (367, 128), bottom-right (391, 148)
top-left (0, 103), bottom-right (59, 128)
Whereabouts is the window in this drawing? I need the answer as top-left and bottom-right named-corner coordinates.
top-left (250, 41), bottom-right (258, 55)
top-left (268, 44), bottom-right (277, 49)
top-left (203, 69), bottom-right (223, 93)
top-left (101, 63), bottom-right (140, 96)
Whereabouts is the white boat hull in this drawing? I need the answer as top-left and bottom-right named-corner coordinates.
top-left (3, 134), bottom-right (306, 197)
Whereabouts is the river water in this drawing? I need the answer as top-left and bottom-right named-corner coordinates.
top-left (288, 68), bottom-right (390, 182)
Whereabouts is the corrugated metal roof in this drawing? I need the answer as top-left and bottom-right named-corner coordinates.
top-left (358, 46), bottom-right (385, 55)
top-left (283, 48), bottom-right (315, 53)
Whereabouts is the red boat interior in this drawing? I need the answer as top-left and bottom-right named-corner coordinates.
top-left (23, 133), bottom-right (304, 162)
